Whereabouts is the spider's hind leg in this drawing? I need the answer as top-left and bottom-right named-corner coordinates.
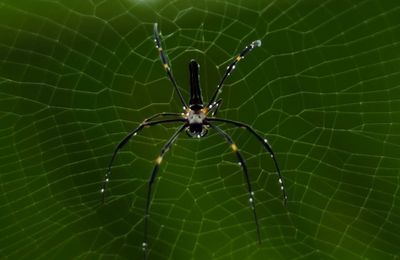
top-left (153, 23), bottom-right (187, 109)
top-left (207, 39), bottom-right (261, 107)
top-left (207, 99), bottom-right (222, 116)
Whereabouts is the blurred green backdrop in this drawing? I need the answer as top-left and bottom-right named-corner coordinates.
top-left (1, 0), bottom-right (400, 259)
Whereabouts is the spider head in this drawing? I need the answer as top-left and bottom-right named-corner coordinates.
top-left (186, 124), bottom-right (208, 138)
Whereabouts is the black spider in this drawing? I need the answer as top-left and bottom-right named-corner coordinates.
top-left (101, 23), bottom-right (287, 258)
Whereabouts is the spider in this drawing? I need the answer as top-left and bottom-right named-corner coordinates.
top-left (101, 23), bottom-right (287, 257)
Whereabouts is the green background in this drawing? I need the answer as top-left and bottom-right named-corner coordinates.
top-left (1, 0), bottom-right (399, 259)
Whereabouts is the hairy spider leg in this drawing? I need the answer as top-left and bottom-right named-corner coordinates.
top-left (153, 23), bottom-right (188, 109)
top-left (209, 123), bottom-right (262, 244)
top-left (101, 118), bottom-right (185, 204)
top-left (143, 124), bottom-right (187, 259)
top-left (208, 118), bottom-right (288, 205)
top-left (207, 39), bottom-right (262, 108)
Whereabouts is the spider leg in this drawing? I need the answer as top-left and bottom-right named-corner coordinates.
top-left (144, 112), bottom-right (182, 122)
top-left (207, 40), bottom-right (261, 107)
top-left (153, 23), bottom-right (188, 109)
top-left (208, 98), bottom-right (222, 116)
top-left (143, 124), bottom-right (186, 258)
top-left (209, 123), bottom-right (261, 244)
top-left (101, 118), bottom-right (186, 204)
top-left (208, 118), bottom-right (287, 205)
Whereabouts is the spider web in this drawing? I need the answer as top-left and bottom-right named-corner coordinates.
top-left (1, 0), bottom-right (400, 259)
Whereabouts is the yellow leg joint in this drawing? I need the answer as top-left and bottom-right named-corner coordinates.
top-left (156, 156), bottom-right (163, 164)
top-left (231, 143), bottom-right (238, 152)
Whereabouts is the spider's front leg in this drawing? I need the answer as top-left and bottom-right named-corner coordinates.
top-left (209, 123), bottom-right (261, 244)
top-left (208, 118), bottom-right (288, 205)
top-left (101, 117), bottom-right (185, 204)
top-left (143, 124), bottom-right (187, 259)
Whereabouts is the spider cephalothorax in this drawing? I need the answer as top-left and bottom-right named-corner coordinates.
top-left (186, 109), bottom-right (208, 138)
top-left (101, 23), bottom-right (287, 259)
